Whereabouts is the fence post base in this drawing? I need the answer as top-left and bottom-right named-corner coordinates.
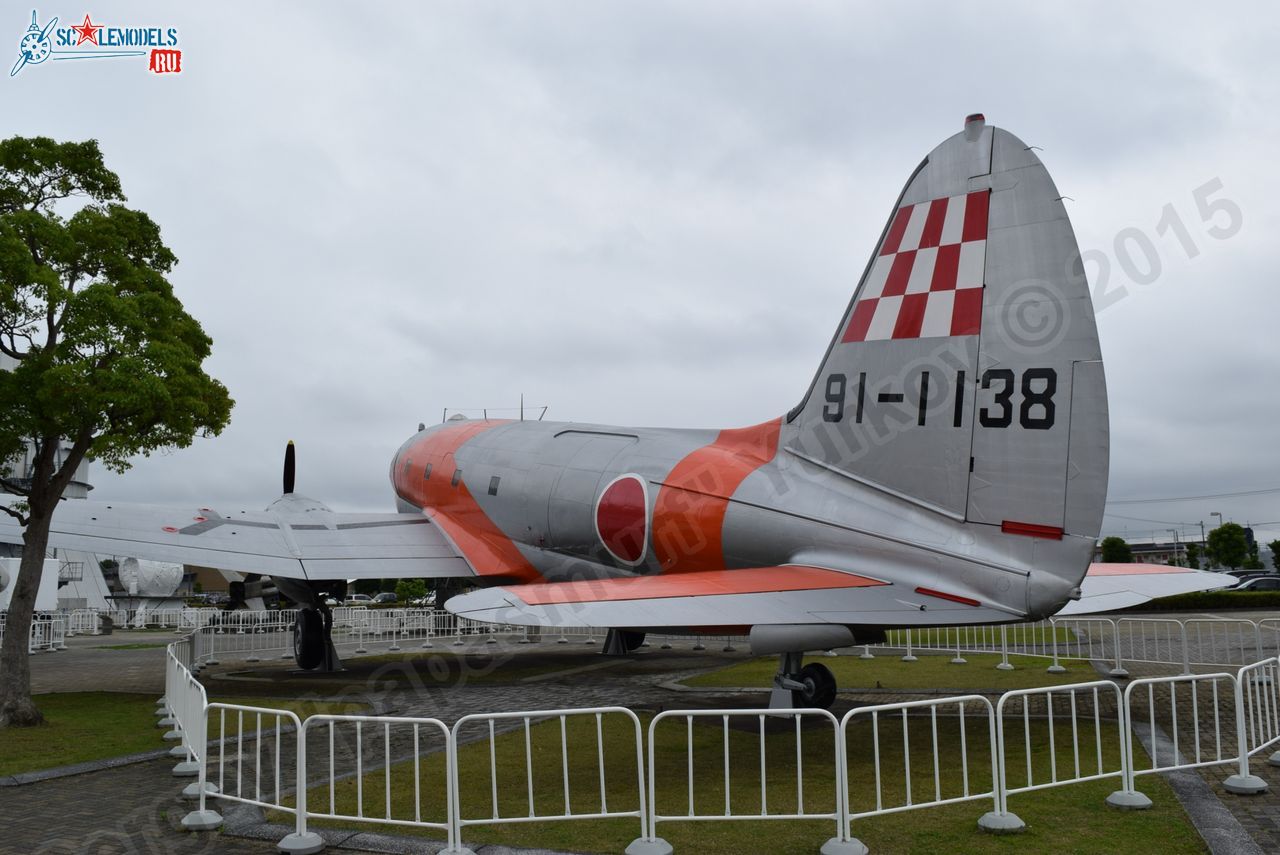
top-left (440, 847), bottom-right (479, 855)
top-left (171, 760), bottom-right (200, 777)
top-left (978, 811), bottom-right (1026, 833)
top-left (821, 837), bottom-right (868, 855)
top-left (181, 780), bottom-right (219, 801)
top-left (1106, 789), bottom-right (1153, 810)
top-left (951, 656), bottom-right (967, 665)
top-left (1046, 664), bottom-right (1067, 674)
top-left (625, 837), bottom-right (673, 855)
top-left (995, 662), bottom-right (1014, 671)
top-left (1108, 667), bottom-right (1129, 678)
top-left (180, 809), bottom-right (222, 831)
top-left (278, 830), bottom-right (325, 854)
top-left (1224, 774), bottom-right (1269, 795)
top-left (1268, 750), bottom-right (1280, 767)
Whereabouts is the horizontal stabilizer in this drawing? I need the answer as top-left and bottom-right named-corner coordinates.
top-left (446, 564), bottom-right (1017, 630)
top-left (1056, 563), bottom-right (1235, 615)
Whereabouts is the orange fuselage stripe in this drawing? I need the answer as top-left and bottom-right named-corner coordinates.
top-left (508, 565), bottom-right (885, 606)
top-left (651, 419), bottom-right (783, 573)
top-left (396, 420), bottom-right (542, 583)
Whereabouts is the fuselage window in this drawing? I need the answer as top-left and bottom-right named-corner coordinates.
top-left (488, 475), bottom-right (501, 496)
top-left (451, 469), bottom-right (462, 487)
top-left (424, 463), bottom-right (432, 480)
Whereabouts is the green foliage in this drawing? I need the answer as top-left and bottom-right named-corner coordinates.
top-left (1206, 523), bottom-right (1249, 570)
top-left (0, 135), bottom-right (233, 486)
top-left (1100, 536), bottom-right (1132, 563)
top-left (1270, 540), bottom-right (1280, 571)
top-left (1184, 542), bottom-right (1200, 570)
top-left (1, 135), bottom-right (233, 726)
top-left (395, 578), bottom-right (426, 603)
top-left (1243, 543), bottom-right (1265, 571)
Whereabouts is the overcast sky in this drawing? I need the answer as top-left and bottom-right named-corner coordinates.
top-left (7, 2), bottom-right (1278, 549)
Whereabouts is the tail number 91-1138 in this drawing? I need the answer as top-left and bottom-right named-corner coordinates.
top-left (822, 368), bottom-right (1057, 430)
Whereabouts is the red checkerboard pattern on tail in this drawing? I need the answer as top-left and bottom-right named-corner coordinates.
top-left (842, 190), bottom-right (989, 343)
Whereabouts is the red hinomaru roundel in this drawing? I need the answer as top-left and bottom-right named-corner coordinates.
top-left (594, 474), bottom-right (649, 565)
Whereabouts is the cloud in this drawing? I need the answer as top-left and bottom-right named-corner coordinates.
top-left (6, 1), bottom-right (1277, 543)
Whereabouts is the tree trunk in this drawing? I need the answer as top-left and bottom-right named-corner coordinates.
top-left (0, 511), bottom-right (51, 728)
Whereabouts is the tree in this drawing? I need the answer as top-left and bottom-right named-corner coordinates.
top-left (1269, 540), bottom-right (1280, 572)
top-left (1184, 542), bottom-right (1201, 570)
top-left (395, 578), bottom-right (427, 604)
top-left (1243, 543), bottom-right (1265, 571)
top-left (1100, 536), bottom-right (1133, 564)
top-left (1206, 523), bottom-right (1249, 571)
top-left (0, 137), bottom-right (232, 727)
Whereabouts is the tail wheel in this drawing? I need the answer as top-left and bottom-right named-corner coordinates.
top-left (293, 608), bottom-right (325, 670)
top-left (793, 662), bottom-right (837, 709)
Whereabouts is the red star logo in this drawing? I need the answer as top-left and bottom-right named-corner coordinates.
top-left (71, 14), bottom-right (102, 47)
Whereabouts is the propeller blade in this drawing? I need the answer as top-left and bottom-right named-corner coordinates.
top-left (283, 440), bottom-right (296, 494)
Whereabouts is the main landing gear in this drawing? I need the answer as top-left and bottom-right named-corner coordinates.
top-left (292, 603), bottom-right (342, 672)
top-left (770, 652), bottom-right (837, 709)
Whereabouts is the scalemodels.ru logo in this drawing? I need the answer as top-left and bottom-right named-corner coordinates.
top-left (10, 9), bottom-right (182, 77)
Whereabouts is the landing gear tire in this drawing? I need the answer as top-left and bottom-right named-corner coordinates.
top-left (293, 608), bottom-right (325, 670)
top-left (620, 631), bottom-right (646, 652)
top-left (793, 663), bottom-right (837, 709)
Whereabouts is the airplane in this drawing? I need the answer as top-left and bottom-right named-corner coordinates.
top-left (0, 115), bottom-right (1231, 708)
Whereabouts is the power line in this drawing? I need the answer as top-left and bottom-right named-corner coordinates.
top-left (1107, 487), bottom-right (1280, 505)
top-left (1105, 512), bottom-right (1202, 526)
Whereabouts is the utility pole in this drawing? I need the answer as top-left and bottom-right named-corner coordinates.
top-left (1168, 529), bottom-right (1182, 566)
top-left (1199, 520), bottom-right (1207, 569)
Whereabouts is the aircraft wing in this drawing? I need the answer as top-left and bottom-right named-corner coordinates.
top-left (444, 565), bottom-right (1022, 629)
top-left (1055, 563), bottom-right (1237, 615)
top-left (0, 495), bottom-right (472, 582)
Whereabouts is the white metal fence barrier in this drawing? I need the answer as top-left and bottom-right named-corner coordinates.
top-left (182, 702), bottom-right (311, 847)
top-left (638, 708), bottom-right (840, 854)
top-left (453, 707), bottom-right (647, 853)
top-left (301, 714), bottom-right (463, 853)
top-left (175, 661), bottom-right (1280, 853)
top-left (1119, 671), bottom-right (1236, 803)
top-left (0, 612), bottom-right (67, 653)
top-left (163, 636), bottom-right (210, 780)
top-left (988, 680), bottom-right (1130, 830)
top-left (835, 695), bottom-right (998, 852)
top-left (881, 615), bottom-right (1274, 679)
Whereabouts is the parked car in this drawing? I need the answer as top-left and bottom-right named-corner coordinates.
top-left (373, 592), bottom-right (397, 605)
top-left (1230, 575), bottom-right (1280, 592)
top-left (344, 593), bottom-right (373, 605)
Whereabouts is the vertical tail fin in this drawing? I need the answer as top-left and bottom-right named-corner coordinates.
top-left (785, 115), bottom-right (1107, 539)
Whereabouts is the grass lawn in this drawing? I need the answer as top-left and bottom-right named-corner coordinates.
top-left (0, 692), bottom-right (368, 777)
top-left (683, 653), bottom-right (1098, 692)
top-left (286, 709), bottom-right (1206, 855)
